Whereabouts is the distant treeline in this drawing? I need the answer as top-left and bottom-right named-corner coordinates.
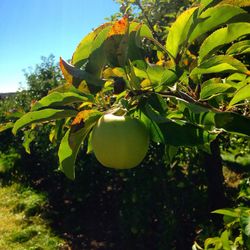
top-left (0, 92), bottom-right (16, 99)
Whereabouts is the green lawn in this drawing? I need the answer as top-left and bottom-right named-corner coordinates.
top-left (0, 183), bottom-right (68, 250)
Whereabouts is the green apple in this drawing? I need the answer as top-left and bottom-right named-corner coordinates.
top-left (91, 113), bottom-right (149, 169)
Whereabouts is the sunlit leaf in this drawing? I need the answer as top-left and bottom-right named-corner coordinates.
top-left (227, 73), bottom-right (247, 82)
top-left (58, 112), bottom-right (101, 179)
top-left (166, 7), bottom-right (199, 59)
top-left (229, 84), bottom-right (250, 107)
top-left (49, 83), bottom-right (81, 94)
top-left (22, 130), bottom-right (36, 154)
top-left (72, 23), bottom-right (112, 67)
top-left (156, 68), bottom-right (180, 91)
top-left (12, 109), bottom-right (78, 135)
top-left (212, 208), bottom-right (239, 217)
top-left (227, 40), bottom-right (250, 55)
top-left (199, 22), bottom-right (250, 63)
top-left (220, 0), bottom-right (250, 7)
top-left (49, 119), bottom-right (64, 144)
top-left (220, 230), bottom-right (231, 250)
top-left (240, 213), bottom-right (250, 236)
top-left (147, 64), bottom-right (166, 84)
top-left (58, 127), bottom-right (87, 180)
top-left (189, 4), bottom-right (246, 43)
top-left (191, 55), bottom-right (249, 75)
top-left (135, 23), bottom-right (153, 48)
top-left (31, 91), bottom-right (94, 111)
top-left (198, 0), bottom-right (220, 14)
top-left (84, 26), bottom-right (112, 77)
top-left (200, 83), bottom-right (236, 100)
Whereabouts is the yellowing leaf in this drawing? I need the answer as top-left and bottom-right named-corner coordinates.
top-left (60, 57), bottom-right (105, 94)
top-left (72, 110), bottom-right (102, 125)
top-left (108, 16), bottom-right (129, 37)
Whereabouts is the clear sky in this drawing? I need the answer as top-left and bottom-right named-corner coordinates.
top-left (0, 0), bottom-right (120, 93)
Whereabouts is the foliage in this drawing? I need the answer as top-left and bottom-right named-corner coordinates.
top-left (114, 0), bottom-right (194, 42)
top-left (5, 0), bottom-right (249, 179)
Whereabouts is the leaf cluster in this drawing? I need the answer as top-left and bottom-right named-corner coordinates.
top-left (1, 0), bottom-right (250, 182)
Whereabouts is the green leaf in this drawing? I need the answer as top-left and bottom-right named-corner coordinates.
top-left (220, 230), bottom-right (231, 250)
top-left (49, 83), bottom-right (82, 94)
top-left (147, 64), bottom-right (166, 84)
top-left (22, 130), bottom-right (36, 154)
top-left (227, 73), bottom-right (247, 82)
top-left (49, 119), bottom-right (65, 143)
top-left (214, 112), bottom-right (250, 136)
top-left (166, 7), bottom-right (199, 59)
top-left (159, 68), bottom-right (179, 89)
top-left (199, 22), bottom-right (250, 63)
top-left (158, 121), bottom-right (215, 146)
top-left (179, 100), bottom-right (250, 136)
top-left (189, 4), bottom-right (246, 43)
top-left (198, 0), bottom-right (220, 14)
top-left (164, 145), bottom-right (178, 164)
top-left (83, 27), bottom-right (111, 79)
top-left (31, 91), bottom-right (94, 111)
top-left (58, 112), bottom-right (101, 179)
top-left (85, 18), bottom-right (135, 77)
top-left (212, 208), bottom-right (239, 217)
top-left (12, 109), bottom-right (78, 135)
top-left (139, 111), bottom-right (165, 143)
top-left (72, 23), bottom-right (112, 67)
top-left (229, 84), bottom-right (250, 107)
top-left (115, 21), bottom-right (149, 67)
top-left (140, 102), bottom-right (215, 146)
top-left (135, 23), bottom-right (153, 48)
top-left (191, 55), bottom-right (249, 75)
top-left (200, 83), bottom-right (236, 100)
top-left (227, 40), bottom-right (250, 55)
top-left (133, 66), bottom-right (148, 79)
top-left (240, 213), bottom-right (250, 236)
top-left (147, 93), bottom-right (168, 115)
top-left (58, 127), bottom-right (86, 180)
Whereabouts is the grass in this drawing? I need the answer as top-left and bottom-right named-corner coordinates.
top-left (0, 183), bottom-right (68, 250)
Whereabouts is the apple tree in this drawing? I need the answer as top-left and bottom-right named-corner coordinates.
top-left (0, 0), bottom-right (250, 248)
top-left (4, 0), bottom-right (249, 183)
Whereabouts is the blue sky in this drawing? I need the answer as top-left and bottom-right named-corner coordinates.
top-left (0, 0), bottom-right (120, 92)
